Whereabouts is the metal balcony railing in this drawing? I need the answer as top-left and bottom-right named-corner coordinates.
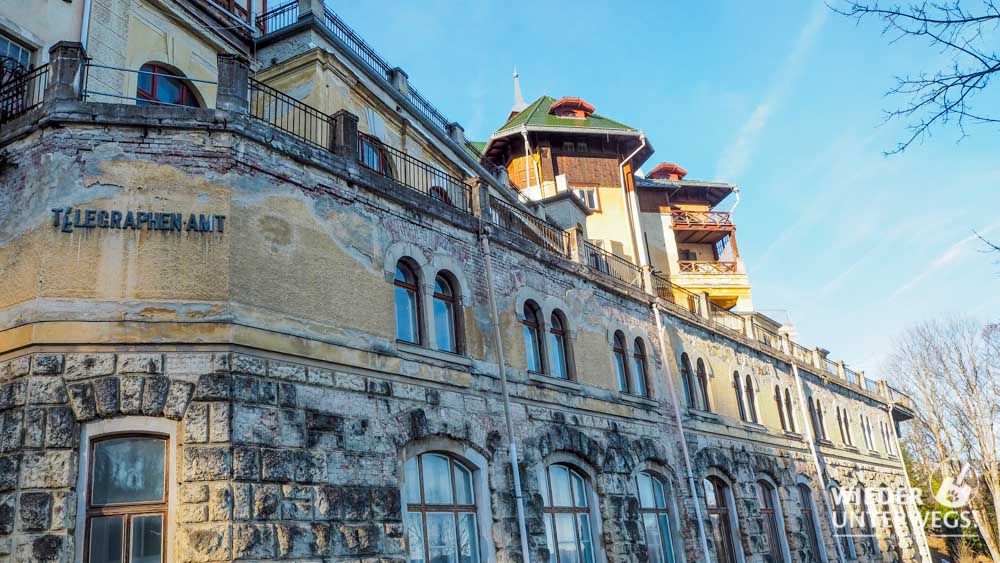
top-left (652, 274), bottom-right (703, 318)
top-left (359, 132), bottom-right (472, 214)
top-left (582, 242), bottom-right (644, 289)
top-left (249, 77), bottom-right (331, 150)
top-left (255, 1), bottom-right (298, 34)
top-left (710, 303), bottom-right (745, 334)
top-left (678, 260), bottom-right (738, 274)
top-left (843, 366), bottom-right (860, 386)
top-left (488, 196), bottom-right (570, 257)
top-left (670, 210), bottom-right (733, 228)
top-left (754, 324), bottom-right (782, 352)
top-left (0, 64), bottom-right (47, 125)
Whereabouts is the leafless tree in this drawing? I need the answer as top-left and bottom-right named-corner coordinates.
top-left (887, 317), bottom-right (1000, 561)
top-left (832, 1), bottom-right (1000, 153)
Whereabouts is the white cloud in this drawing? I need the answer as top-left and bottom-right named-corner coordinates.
top-left (714, 5), bottom-right (828, 182)
top-left (888, 224), bottom-right (1000, 300)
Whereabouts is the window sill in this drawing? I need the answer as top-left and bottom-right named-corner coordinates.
top-left (816, 438), bottom-right (834, 447)
top-left (782, 431), bottom-right (804, 440)
top-left (843, 445), bottom-right (860, 453)
top-left (528, 373), bottom-right (582, 392)
top-left (686, 409), bottom-right (721, 423)
top-left (397, 342), bottom-right (473, 368)
top-left (741, 421), bottom-right (768, 432)
top-left (867, 449), bottom-right (881, 457)
top-left (619, 393), bottom-right (658, 408)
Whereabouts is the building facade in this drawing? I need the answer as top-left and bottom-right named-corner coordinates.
top-left (0, 2), bottom-right (928, 563)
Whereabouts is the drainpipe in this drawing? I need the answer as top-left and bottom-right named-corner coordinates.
top-left (619, 132), bottom-right (647, 267)
top-left (883, 403), bottom-right (933, 563)
top-left (481, 232), bottom-right (532, 563)
top-left (729, 186), bottom-right (740, 216)
top-left (80, 0), bottom-right (93, 49)
top-left (790, 364), bottom-right (846, 563)
top-left (521, 126), bottom-right (541, 197)
top-left (652, 304), bottom-right (711, 563)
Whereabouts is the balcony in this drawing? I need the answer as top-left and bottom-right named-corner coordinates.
top-left (670, 210), bottom-right (733, 243)
top-left (678, 260), bottom-right (738, 274)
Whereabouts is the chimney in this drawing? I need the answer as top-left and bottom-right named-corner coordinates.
top-left (647, 162), bottom-right (688, 181)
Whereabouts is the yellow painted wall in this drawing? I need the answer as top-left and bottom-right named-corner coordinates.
top-left (0, 0), bottom-right (83, 64)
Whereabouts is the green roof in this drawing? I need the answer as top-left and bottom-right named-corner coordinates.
top-left (494, 96), bottom-right (637, 137)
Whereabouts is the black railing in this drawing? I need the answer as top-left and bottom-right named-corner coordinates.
top-left (358, 132), bottom-right (472, 213)
top-left (488, 196), bottom-right (570, 257)
top-left (0, 64), bottom-right (47, 125)
top-left (652, 274), bottom-right (703, 318)
top-left (249, 78), bottom-right (332, 151)
top-left (582, 242), bottom-right (644, 288)
top-left (321, 7), bottom-right (393, 81)
top-left (710, 303), bottom-right (746, 334)
top-left (408, 87), bottom-right (451, 134)
top-left (255, 2), bottom-right (298, 34)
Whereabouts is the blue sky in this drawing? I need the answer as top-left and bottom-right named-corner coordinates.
top-left (327, 0), bottom-right (1000, 379)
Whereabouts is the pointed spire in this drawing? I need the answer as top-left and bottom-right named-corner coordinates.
top-left (511, 67), bottom-right (528, 115)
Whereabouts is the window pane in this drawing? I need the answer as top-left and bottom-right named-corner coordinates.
top-left (91, 437), bottom-right (165, 505)
top-left (89, 515), bottom-right (124, 563)
top-left (407, 512), bottom-right (426, 563)
top-left (454, 462), bottom-right (474, 505)
top-left (577, 513), bottom-right (594, 563)
top-left (395, 286), bottom-right (419, 343)
top-left (643, 513), bottom-right (664, 563)
top-left (434, 299), bottom-right (456, 352)
top-left (524, 326), bottom-right (541, 372)
top-left (157, 76), bottom-right (182, 105)
top-left (571, 471), bottom-right (587, 508)
top-left (658, 513), bottom-right (676, 563)
top-left (545, 514), bottom-right (557, 563)
top-left (652, 477), bottom-right (666, 508)
top-left (549, 465), bottom-right (572, 507)
top-left (637, 473), bottom-right (654, 508)
top-left (632, 358), bottom-right (648, 397)
top-left (426, 512), bottom-right (458, 563)
top-left (421, 454), bottom-right (453, 504)
top-left (459, 512), bottom-right (479, 563)
top-left (548, 332), bottom-right (567, 379)
top-left (130, 514), bottom-right (163, 563)
top-left (555, 513), bottom-right (580, 563)
top-left (404, 458), bottom-right (421, 504)
top-left (138, 66), bottom-right (153, 95)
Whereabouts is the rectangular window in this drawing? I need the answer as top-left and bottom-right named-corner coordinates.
top-left (86, 435), bottom-right (168, 563)
top-left (0, 32), bottom-right (33, 69)
top-left (573, 188), bottom-right (599, 210)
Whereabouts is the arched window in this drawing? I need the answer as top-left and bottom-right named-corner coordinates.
top-left (636, 472), bottom-right (676, 563)
top-left (814, 402), bottom-right (826, 440)
top-left (828, 486), bottom-right (857, 559)
top-left (843, 412), bottom-right (854, 446)
top-left (744, 375), bottom-right (758, 423)
top-left (632, 339), bottom-right (649, 398)
top-left (548, 311), bottom-right (570, 380)
top-left (775, 386), bottom-right (787, 431)
top-left (695, 358), bottom-right (710, 411)
top-left (612, 331), bottom-right (630, 393)
top-left (394, 261), bottom-right (421, 344)
top-left (858, 487), bottom-right (879, 555)
top-left (733, 371), bottom-right (747, 422)
top-left (542, 464), bottom-right (597, 563)
top-left (86, 435), bottom-right (168, 563)
top-left (403, 453), bottom-right (480, 563)
top-left (797, 484), bottom-right (824, 563)
top-left (808, 397), bottom-right (819, 440)
top-left (522, 301), bottom-right (544, 373)
top-left (783, 389), bottom-right (796, 432)
top-left (433, 274), bottom-right (458, 353)
top-left (836, 408), bottom-right (846, 444)
top-left (680, 353), bottom-right (695, 408)
top-left (704, 476), bottom-right (739, 563)
top-left (757, 480), bottom-right (789, 563)
top-left (137, 64), bottom-right (200, 107)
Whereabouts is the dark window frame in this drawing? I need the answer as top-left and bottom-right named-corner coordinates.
top-left (632, 338), bottom-right (649, 398)
top-left (432, 273), bottom-right (459, 354)
top-left (394, 260), bottom-right (422, 345)
top-left (613, 331), bottom-right (630, 393)
top-left (84, 433), bottom-right (169, 563)
top-left (543, 464), bottom-right (596, 563)
top-left (136, 63), bottom-right (200, 108)
top-left (404, 452), bottom-right (480, 563)
top-left (522, 301), bottom-right (545, 374)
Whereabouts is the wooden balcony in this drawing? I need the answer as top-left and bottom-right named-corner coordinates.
top-left (678, 260), bottom-right (738, 274)
top-left (670, 210), bottom-right (733, 243)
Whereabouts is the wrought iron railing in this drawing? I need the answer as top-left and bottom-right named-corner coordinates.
top-left (359, 132), bottom-right (472, 213)
top-left (408, 87), bottom-right (451, 135)
top-left (320, 7), bottom-right (394, 81)
top-left (255, 1), bottom-right (298, 34)
top-left (249, 78), bottom-right (331, 151)
top-left (80, 62), bottom-right (217, 107)
top-left (710, 303), bottom-right (746, 334)
top-left (678, 260), bottom-right (738, 274)
top-left (582, 242), bottom-right (644, 288)
top-left (864, 377), bottom-right (880, 394)
top-left (487, 196), bottom-right (570, 257)
top-left (754, 324), bottom-right (782, 352)
top-left (822, 358), bottom-right (838, 377)
top-left (652, 274), bottom-right (703, 318)
top-left (670, 210), bottom-right (733, 228)
top-left (0, 64), bottom-right (47, 125)
top-left (790, 342), bottom-right (813, 365)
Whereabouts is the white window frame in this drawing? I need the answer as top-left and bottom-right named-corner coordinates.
top-left (74, 416), bottom-right (178, 563)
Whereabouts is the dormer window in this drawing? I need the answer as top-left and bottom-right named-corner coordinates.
top-left (549, 97), bottom-right (596, 119)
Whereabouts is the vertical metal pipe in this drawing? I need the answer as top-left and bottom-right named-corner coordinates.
top-left (480, 233), bottom-right (532, 563)
top-left (651, 304), bottom-right (711, 563)
top-left (790, 364), bottom-right (846, 563)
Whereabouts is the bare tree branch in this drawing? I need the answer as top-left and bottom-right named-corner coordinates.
top-left (831, 1), bottom-right (1000, 153)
